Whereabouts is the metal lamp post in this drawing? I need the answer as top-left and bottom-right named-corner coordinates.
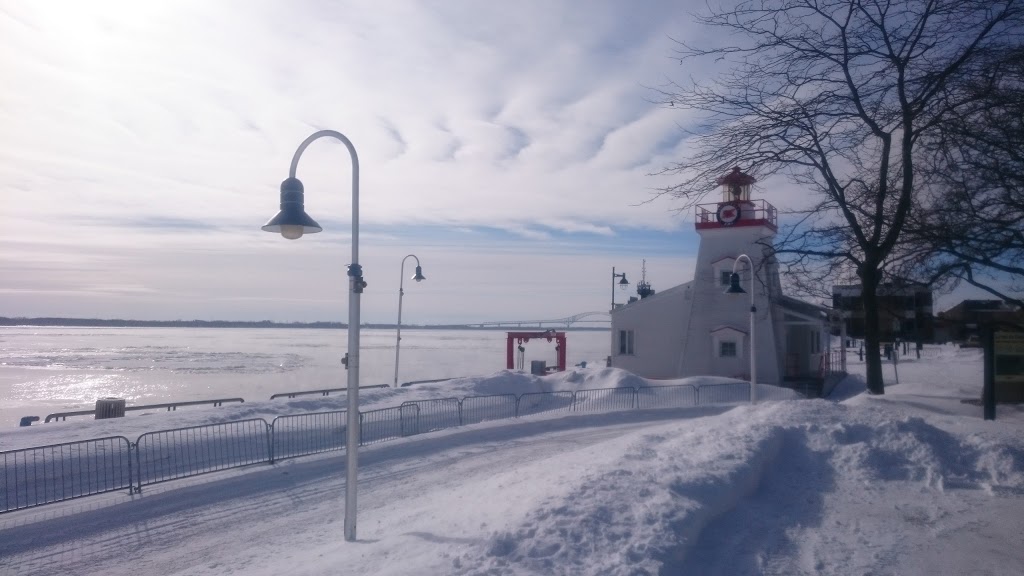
top-left (261, 129), bottom-right (366, 542)
top-left (725, 254), bottom-right (757, 404)
top-left (394, 254), bottom-right (426, 387)
top-left (611, 267), bottom-right (629, 310)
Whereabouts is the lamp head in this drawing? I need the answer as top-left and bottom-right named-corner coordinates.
top-left (412, 265), bottom-right (426, 282)
top-left (261, 177), bottom-right (323, 240)
top-left (618, 274), bottom-right (629, 290)
top-left (725, 272), bottom-right (746, 294)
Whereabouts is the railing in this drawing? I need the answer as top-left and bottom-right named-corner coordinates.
top-left (4, 381), bottom-right (810, 514)
top-left (269, 385), bottom-right (389, 400)
top-left (573, 387), bottom-right (636, 412)
top-left (636, 384), bottom-right (698, 408)
top-left (694, 198), bottom-right (777, 230)
top-left (270, 411), bottom-right (347, 462)
top-left (44, 398), bottom-right (246, 423)
top-left (359, 406), bottom-right (417, 445)
top-left (1, 437), bottom-right (133, 512)
top-left (461, 394), bottom-right (518, 425)
top-left (135, 419), bottom-right (271, 489)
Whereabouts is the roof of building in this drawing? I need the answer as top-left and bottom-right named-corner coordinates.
top-left (717, 167), bottom-right (756, 186)
top-left (776, 294), bottom-right (829, 321)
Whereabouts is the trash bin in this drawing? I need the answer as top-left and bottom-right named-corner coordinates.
top-left (95, 397), bottom-right (126, 419)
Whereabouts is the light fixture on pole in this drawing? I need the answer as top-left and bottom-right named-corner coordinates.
top-left (724, 254), bottom-right (757, 404)
top-left (261, 129), bottom-right (366, 542)
top-left (394, 254), bottom-right (426, 387)
top-left (611, 267), bottom-right (629, 310)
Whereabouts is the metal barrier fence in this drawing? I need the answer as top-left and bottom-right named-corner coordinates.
top-left (271, 411), bottom-right (346, 462)
top-left (135, 419), bottom-right (271, 490)
top-left (3, 381), bottom-right (780, 513)
top-left (573, 387), bottom-right (636, 412)
top-left (696, 382), bottom-right (751, 405)
top-left (359, 405), bottom-right (418, 445)
top-left (1, 437), bottom-right (133, 513)
top-left (636, 384), bottom-right (698, 409)
top-left (461, 394), bottom-right (517, 425)
top-left (401, 398), bottom-right (461, 434)
top-left (517, 391), bottom-right (575, 418)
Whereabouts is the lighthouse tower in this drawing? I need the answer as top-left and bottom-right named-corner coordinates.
top-left (677, 167), bottom-right (783, 382)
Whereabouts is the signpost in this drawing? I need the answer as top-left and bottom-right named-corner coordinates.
top-left (983, 329), bottom-right (1024, 420)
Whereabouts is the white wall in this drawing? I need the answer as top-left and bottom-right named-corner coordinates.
top-left (679, 226), bottom-right (782, 384)
top-left (610, 283), bottom-right (689, 379)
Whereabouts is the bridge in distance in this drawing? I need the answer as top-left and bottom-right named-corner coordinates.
top-left (468, 311), bottom-right (610, 329)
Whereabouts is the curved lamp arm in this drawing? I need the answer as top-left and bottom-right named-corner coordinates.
top-left (394, 254), bottom-right (424, 387)
top-left (289, 130), bottom-right (360, 264)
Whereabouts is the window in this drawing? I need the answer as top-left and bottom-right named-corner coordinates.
top-left (720, 341), bottom-right (737, 357)
top-left (618, 330), bottom-right (635, 355)
top-left (720, 270), bottom-right (733, 286)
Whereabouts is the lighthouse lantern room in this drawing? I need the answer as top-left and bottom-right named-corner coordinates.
top-left (694, 167), bottom-right (777, 231)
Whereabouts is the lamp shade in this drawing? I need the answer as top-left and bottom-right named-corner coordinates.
top-left (412, 265), bottom-right (426, 282)
top-left (725, 272), bottom-right (746, 294)
top-left (618, 274), bottom-right (629, 289)
top-left (262, 177), bottom-right (322, 239)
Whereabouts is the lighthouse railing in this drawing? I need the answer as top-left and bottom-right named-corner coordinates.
top-left (695, 198), bottom-right (777, 229)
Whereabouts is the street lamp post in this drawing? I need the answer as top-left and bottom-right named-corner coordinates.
top-left (725, 254), bottom-right (757, 404)
top-left (261, 129), bottom-right (366, 542)
top-left (394, 254), bottom-right (426, 387)
top-left (611, 267), bottom-right (629, 310)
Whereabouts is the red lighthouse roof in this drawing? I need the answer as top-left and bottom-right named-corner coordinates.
top-left (717, 167), bottom-right (756, 186)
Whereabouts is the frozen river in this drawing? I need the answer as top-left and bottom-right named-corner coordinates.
top-left (0, 326), bottom-right (611, 428)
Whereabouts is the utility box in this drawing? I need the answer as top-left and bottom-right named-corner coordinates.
top-left (530, 360), bottom-right (547, 376)
top-left (95, 397), bottom-right (126, 419)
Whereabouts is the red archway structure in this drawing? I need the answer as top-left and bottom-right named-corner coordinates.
top-left (506, 331), bottom-right (567, 372)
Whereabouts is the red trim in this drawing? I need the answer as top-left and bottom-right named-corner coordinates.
top-left (695, 219), bottom-right (777, 231)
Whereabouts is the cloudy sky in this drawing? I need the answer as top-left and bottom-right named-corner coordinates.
top-left (0, 0), bottom-right (981, 325)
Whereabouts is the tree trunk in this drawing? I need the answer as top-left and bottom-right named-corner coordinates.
top-left (860, 266), bottom-right (886, 394)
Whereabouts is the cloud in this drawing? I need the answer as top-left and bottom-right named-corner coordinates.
top-left (0, 0), bottom-right (734, 322)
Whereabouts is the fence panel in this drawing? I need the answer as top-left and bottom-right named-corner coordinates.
top-left (573, 388), bottom-right (636, 412)
top-left (360, 405), bottom-right (418, 446)
top-left (135, 419), bottom-right (271, 489)
top-left (401, 398), bottom-right (461, 434)
top-left (461, 394), bottom-right (518, 425)
top-left (516, 392), bottom-right (575, 418)
top-left (635, 385), bottom-right (698, 409)
top-left (1, 437), bottom-right (133, 513)
top-left (697, 382), bottom-right (751, 405)
top-left (271, 411), bottom-right (346, 462)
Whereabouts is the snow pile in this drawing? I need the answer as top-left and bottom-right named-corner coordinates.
top-left (445, 400), bottom-right (1024, 576)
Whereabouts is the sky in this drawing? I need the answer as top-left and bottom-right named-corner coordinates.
top-left (3, 345), bottom-right (1023, 575)
top-left (0, 0), bottom-right (994, 325)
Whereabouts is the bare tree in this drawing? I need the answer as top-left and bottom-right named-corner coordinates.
top-left (895, 46), bottom-right (1024, 307)
top-left (653, 0), bottom-right (1022, 393)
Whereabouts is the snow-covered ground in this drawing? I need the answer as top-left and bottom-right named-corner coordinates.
top-left (2, 345), bottom-right (1023, 575)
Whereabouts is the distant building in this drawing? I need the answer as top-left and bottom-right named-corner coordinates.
top-left (832, 281), bottom-right (934, 342)
top-left (936, 299), bottom-right (1024, 342)
top-left (610, 168), bottom-right (832, 391)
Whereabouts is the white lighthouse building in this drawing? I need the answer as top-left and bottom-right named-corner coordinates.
top-left (610, 168), bottom-right (830, 389)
